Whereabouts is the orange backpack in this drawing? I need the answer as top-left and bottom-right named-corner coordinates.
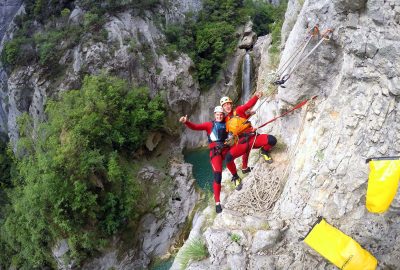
top-left (226, 111), bottom-right (252, 145)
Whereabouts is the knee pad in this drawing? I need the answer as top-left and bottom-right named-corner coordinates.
top-left (268, 135), bottom-right (277, 146)
top-left (214, 172), bottom-right (222, 184)
top-left (225, 152), bottom-right (233, 163)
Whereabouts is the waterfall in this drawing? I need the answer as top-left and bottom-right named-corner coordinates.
top-left (241, 51), bottom-right (251, 104)
top-left (0, 69), bottom-right (8, 134)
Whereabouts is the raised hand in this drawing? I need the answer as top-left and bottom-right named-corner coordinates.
top-left (179, 115), bottom-right (188, 123)
top-left (254, 91), bottom-right (263, 98)
top-left (255, 91), bottom-right (263, 98)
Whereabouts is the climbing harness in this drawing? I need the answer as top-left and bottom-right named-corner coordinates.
top-left (210, 142), bottom-right (228, 159)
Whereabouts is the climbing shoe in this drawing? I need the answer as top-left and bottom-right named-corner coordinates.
top-left (216, 204), bottom-right (222, 214)
top-left (260, 148), bottom-right (273, 164)
top-left (231, 174), bottom-right (243, 191)
top-left (241, 167), bottom-right (253, 174)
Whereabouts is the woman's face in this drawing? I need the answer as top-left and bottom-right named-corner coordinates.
top-left (222, 102), bottom-right (232, 113)
top-left (214, 112), bottom-right (224, 122)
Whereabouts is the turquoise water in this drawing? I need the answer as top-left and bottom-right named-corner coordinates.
top-left (150, 258), bottom-right (173, 270)
top-left (183, 148), bottom-right (213, 191)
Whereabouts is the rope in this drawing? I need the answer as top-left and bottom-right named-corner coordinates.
top-left (275, 29), bottom-right (333, 86)
top-left (276, 25), bottom-right (319, 76)
top-left (276, 34), bottom-right (313, 77)
top-left (230, 97), bottom-right (315, 215)
top-left (228, 162), bottom-right (282, 215)
top-left (250, 27), bottom-right (329, 116)
top-left (256, 96), bottom-right (318, 130)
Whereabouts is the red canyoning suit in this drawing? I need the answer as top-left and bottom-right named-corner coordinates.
top-left (185, 120), bottom-right (237, 203)
top-left (225, 96), bottom-right (276, 168)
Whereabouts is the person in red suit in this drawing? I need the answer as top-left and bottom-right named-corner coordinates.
top-left (179, 106), bottom-right (240, 214)
top-left (220, 93), bottom-right (277, 182)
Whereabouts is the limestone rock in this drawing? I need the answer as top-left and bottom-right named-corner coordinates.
top-left (239, 22), bottom-right (257, 50)
top-left (186, 259), bottom-right (211, 270)
top-left (52, 240), bottom-right (74, 270)
top-left (0, 0), bottom-right (23, 42)
top-left (213, 209), bottom-right (269, 231)
top-left (170, 208), bottom-right (211, 270)
top-left (137, 165), bottom-right (165, 182)
top-left (68, 7), bottom-right (84, 25)
top-left (239, 32), bottom-right (257, 50)
top-left (83, 156), bottom-right (198, 269)
top-left (251, 230), bottom-right (281, 253)
top-left (335, 0), bottom-right (367, 12)
top-left (145, 132), bottom-right (162, 151)
top-left (204, 228), bottom-right (231, 266)
top-left (249, 255), bottom-right (275, 270)
top-left (388, 77), bottom-right (400, 96)
top-left (255, 0), bottom-right (400, 268)
top-left (136, 161), bottom-right (198, 258)
top-left (281, 0), bottom-right (303, 45)
top-left (227, 253), bottom-right (247, 270)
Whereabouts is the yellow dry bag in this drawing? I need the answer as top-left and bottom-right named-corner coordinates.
top-left (366, 156), bottom-right (400, 213)
top-left (304, 218), bottom-right (377, 270)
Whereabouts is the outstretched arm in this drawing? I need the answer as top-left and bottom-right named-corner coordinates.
top-left (236, 93), bottom-right (261, 116)
top-left (179, 115), bottom-right (212, 132)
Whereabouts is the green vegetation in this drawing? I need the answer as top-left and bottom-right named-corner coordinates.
top-left (78, 0), bottom-right (162, 14)
top-left (0, 75), bottom-right (166, 268)
top-left (178, 238), bottom-right (208, 270)
top-left (164, 0), bottom-right (287, 90)
top-left (33, 27), bottom-right (81, 67)
top-left (1, 0), bottom-right (82, 71)
top-left (1, 0), bottom-right (166, 71)
top-left (230, 233), bottom-right (241, 243)
top-left (0, 141), bottom-right (13, 190)
top-left (61, 8), bottom-right (71, 17)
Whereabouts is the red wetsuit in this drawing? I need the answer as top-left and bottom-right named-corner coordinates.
top-left (185, 121), bottom-right (237, 203)
top-left (226, 96), bottom-right (276, 168)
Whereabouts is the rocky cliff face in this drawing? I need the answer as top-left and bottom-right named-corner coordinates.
top-left (0, 1), bottom-right (202, 146)
top-left (179, 0), bottom-right (400, 269)
top-left (268, 0), bottom-right (400, 268)
top-left (0, 0), bottom-right (23, 139)
top-left (0, 0), bottom-right (23, 41)
top-left (0, 1), bottom-right (202, 269)
top-left (78, 149), bottom-right (199, 270)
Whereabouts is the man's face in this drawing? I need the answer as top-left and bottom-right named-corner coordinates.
top-left (214, 112), bottom-right (224, 122)
top-left (222, 102), bottom-right (232, 113)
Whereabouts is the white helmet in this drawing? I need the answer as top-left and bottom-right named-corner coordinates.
top-left (214, 106), bottom-right (224, 113)
top-left (220, 96), bottom-right (233, 106)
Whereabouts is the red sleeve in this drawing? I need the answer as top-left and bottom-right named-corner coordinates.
top-left (235, 96), bottom-right (259, 117)
top-left (185, 121), bottom-right (212, 134)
